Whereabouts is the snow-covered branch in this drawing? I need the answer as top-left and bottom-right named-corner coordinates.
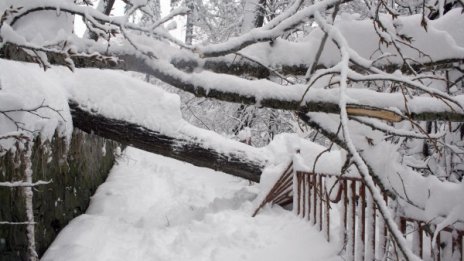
top-left (3, 42), bottom-right (464, 123)
top-left (193, 0), bottom-right (347, 57)
top-left (313, 11), bottom-right (420, 260)
top-left (69, 100), bottom-right (267, 182)
top-left (0, 180), bottom-right (52, 187)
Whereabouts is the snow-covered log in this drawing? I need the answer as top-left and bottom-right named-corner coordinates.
top-left (69, 101), bottom-right (266, 182)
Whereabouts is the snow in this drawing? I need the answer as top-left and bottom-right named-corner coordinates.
top-left (194, 0), bottom-right (341, 56)
top-left (1, 57), bottom-right (462, 232)
top-left (1, 0), bottom-right (74, 45)
top-left (146, 56), bottom-right (464, 117)
top-left (265, 133), bottom-right (346, 175)
top-left (307, 110), bottom-right (464, 231)
top-left (0, 1), bottom-right (463, 259)
top-left (0, 60), bottom-right (73, 151)
top-left (0, 58), bottom-right (362, 168)
top-left (237, 7), bottom-right (464, 68)
top-left (42, 147), bottom-right (342, 261)
top-left (0, 57), bottom-right (269, 161)
top-left (2, 4), bottom-right (463, 121)
top-left (241, 0), bottom-right (260, 33)
top-left (64, 68), bottom-right (184, 133)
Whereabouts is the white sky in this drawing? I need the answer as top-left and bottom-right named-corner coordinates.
top-left (74, 0), bottom-right (184, 40)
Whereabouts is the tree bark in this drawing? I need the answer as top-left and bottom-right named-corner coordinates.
top-left (2, 44), bottom-right (464, 122)
top-left (184, 0), bottom-right (194, 45)
top-left (87, 0), bottom-right (116, 41)
top-left (69, 101), bottom-right (266, 182)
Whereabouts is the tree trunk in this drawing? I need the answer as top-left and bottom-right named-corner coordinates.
top-left (69, 101), bottom-right (266, 182)
top-left (87, 0), bottom-right (116, 41)
top-left (185, 0), bottom-right (194, 45)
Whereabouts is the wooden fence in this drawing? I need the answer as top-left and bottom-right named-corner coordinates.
top-left (253, 162), bottom-right (464, 261)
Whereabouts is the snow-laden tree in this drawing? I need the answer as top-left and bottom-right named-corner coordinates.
top-left (1, 0), bottom-right (464, 260)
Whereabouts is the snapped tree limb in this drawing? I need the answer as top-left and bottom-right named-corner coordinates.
top-left (69, 101), bottom-right (267, 182)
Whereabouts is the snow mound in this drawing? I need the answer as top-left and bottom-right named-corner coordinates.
top-left (42, 148), bottom-right (342, 261)
top-left (0, 58), bottom-right (184, 151)
top-left (0, 59), bottom-right (73, 150)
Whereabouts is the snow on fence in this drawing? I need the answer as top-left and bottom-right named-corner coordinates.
top-left (253, 162), bottom-right (464, 261)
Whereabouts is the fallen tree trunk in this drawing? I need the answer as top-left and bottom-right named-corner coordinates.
top-left (69, 101), bottom-right (266, 182)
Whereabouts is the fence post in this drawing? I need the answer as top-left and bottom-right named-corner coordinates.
top-left (308, 173), bottom-right (312, 222)
top-left (300, 173), bottom-right (304, 217)
top-left (451, 230), bottom-right (462, 261)
top-left (436, 232), bottom-right (441, 261)
top-left (293, 169), bottom-right (299, 216)
top-left (312, 173), bottom-right (318, 225)
top-left (305, 173), bottom-right (310, 220)
top-left (356, 183), bottom-right (365, 261)
top-left (365, 191), bottom-right (375, 260)
top-left (377, 191), bottom-right (387, 259)
top-left (319, 174), bottom-right (323, 231)
top-left (325, 176), bottom-right (330, 241)
top-left (344, 180), bottom-right (355, 261)
top-left (343, 179), bottom-right (348, 252)
top-left (412, 221), bottom-right (423, 258)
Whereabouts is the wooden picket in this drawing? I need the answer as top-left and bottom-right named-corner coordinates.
top-left (252, 162), bottom-right (293, 217)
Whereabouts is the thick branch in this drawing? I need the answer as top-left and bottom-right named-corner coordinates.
top-left (172, 55), bottom-right (464, 78)
top-left (79, 53), bottom-right (464, 122)
top-left (2, 45), bottom-right (464, 122)
top-left (69, 101), bottom-right (266, 182)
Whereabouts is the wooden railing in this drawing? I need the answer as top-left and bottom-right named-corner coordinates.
top-left (294, 171), bottom-right (464, 261)
top-left (253, 162), bottom-right (464, 261)
top-left (252, 163), bottom-right (294, 217)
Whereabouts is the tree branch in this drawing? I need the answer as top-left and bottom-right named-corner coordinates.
top-left (68, 101), bottom-right (267, 182)
top-left (3, 43), bottom-right (463, 123)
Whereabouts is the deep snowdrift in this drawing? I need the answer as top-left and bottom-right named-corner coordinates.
top-left (42, 148), bottom-right (341, 261)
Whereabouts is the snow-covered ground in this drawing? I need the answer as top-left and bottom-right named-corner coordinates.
top-left (42, 147), bottom-right (341, 261)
